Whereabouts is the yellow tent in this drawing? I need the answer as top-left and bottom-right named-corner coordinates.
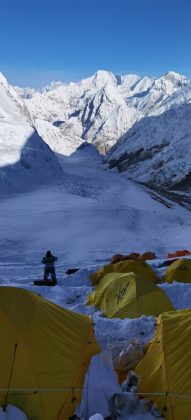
top-left (163, 258), bottom-right (191, 283)
top-left (136, 309), bottom-right (191, 420)
top-left (89, 272), bottom-right (174, 318)
top-left (91, 259), bottom-right (159, 285)
top-left (0, 287), bottom-right (100, 420)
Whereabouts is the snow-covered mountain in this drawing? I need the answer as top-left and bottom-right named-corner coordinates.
top-left (14, 70), bottom-right (191, 155)
top-left (1, 69), bottom-right (191, 195)
top-left (0, 72), bottom-right (63, 195)
top-left (107, 103), bottom-right (191, 193)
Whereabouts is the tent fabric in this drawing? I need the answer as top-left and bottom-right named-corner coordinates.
top-left (91, 259), bottom-right (159, 285)
top-left (167, 250), bottom-right (191, 258)
top-left (163, 258), bottom-right (191, 283)
top-left (89, 272), bottom-right (174, 319)
top-left (110, 252), bottom-right (156, 264)
top-left (0, 287), bottom-right (100, 420)
top-left (136, 309), bottom-right (191, 420)
top-left (75, 350), bottom-right (121, 419)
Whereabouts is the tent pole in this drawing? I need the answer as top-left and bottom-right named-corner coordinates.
top-left (3, 343), bottom-right (18, 411)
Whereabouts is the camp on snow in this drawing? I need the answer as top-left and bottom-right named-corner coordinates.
top-left (136, 308), bottom-right (191, 420)
top-left (163, 258), bottom-right (191, 283)
top-left (91, 259), bottom-right (159, 285)
top-left (88, 272), bottom-right (174, 318)
top-left (0, 287), bottom-right (99, 420)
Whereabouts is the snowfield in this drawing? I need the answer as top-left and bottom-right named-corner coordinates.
top-left (1, 144), bottom-right (191, 266)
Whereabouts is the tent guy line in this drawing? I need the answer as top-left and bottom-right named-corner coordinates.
top-left (0, 389), bottom-right (190, 399)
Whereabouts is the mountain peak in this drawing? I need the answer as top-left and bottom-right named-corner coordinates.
top-left (41, 81), bottom-right (65, 93)
top-left (163, 71), bottom-right (189, 82)
top-left (0, 72), bottom-right (8, 87)
top-left (94, 69), bottom-right (114, 79)
top-left (2, 67), bottom-right (191, 161)
top-left (93, 70), bottom-right (116, 86)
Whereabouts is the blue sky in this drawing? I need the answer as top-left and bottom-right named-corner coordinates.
top-left (0, 0), bottom-right (191, 87)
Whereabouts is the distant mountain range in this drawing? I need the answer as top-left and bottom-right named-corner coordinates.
top-left (1, 69), bottom-right (191, 198)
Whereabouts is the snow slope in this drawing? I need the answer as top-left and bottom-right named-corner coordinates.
top-left (1, 143), bottom-right (191, 266)
top-left (107, 103), bottom-right (191, 190)
top-left (0, 72), bottom-right (64, 196)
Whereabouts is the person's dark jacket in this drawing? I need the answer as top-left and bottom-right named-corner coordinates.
top-left (42, 255), bottom-right (57, 269)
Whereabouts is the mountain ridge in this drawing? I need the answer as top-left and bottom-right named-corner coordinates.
top-left (1, 69), bottom-right (191, 196)
top-left (10, 69), bottom-right (191, 155)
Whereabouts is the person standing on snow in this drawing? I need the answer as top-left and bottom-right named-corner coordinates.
top-left (42, 250), bottom-right (57, 284)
